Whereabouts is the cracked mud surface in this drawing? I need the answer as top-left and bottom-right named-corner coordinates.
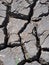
top-left (0, 0), bottom-right (49, 65)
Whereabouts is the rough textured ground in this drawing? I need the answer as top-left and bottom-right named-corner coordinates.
top-left (0, 0), bottom-right (49, 65)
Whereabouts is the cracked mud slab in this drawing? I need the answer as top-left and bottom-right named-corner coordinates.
top-left (0, 0), bottom-right (49, 65)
